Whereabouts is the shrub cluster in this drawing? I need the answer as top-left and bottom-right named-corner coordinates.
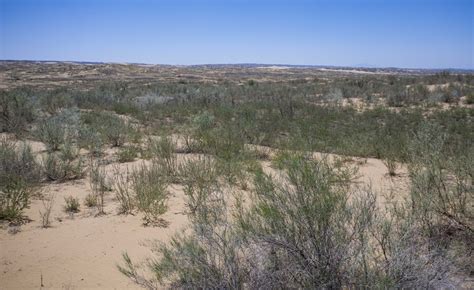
top-left (120, 148), bottom-right (470, 288)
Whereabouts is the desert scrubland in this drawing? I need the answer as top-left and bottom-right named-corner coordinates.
top-left (1, 62), bottom-right (473, 288)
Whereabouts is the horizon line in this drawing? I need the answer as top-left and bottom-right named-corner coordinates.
top-left (1, 59), bottom-right (473, 72)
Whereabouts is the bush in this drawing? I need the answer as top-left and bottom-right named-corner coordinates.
top-left (40, 193), bottom-right (55, 228)
top-left (42, 152), bottom-right (85, 182)
top-left (240, 154), bottom-right (371, 288)
top-left (89, 159), bottom-right (108, 215)
top-left (78, 125), bottom-right (104, 156)
top-left (117, 145), bottom-right (139, 163)
top-left (0, 178), bottom-right (34, 221)
top-left (408, 122), bottom-right (473, 233)
top-left (465, 93), bottom-right (474, 105)
top-left (40, 90), bottom-right (72, 114)
top-left (179, 156), bottom-right (219, 214)
top-left (121, 151), bottom-right (455, 288)
top-left (131, 162), bottom-right (169, 226)
top-left (0, 138), bottom-right (40, 221)
top-left (0, 89), bottom-right (36, 134)
top-left (80, 111), bottom-right (131, 147)
top-left (386, 85), bottom-right (407, 107)
top-left (64, 196), bottom-right (80, 213)
top-left (84, 193), bottom-right (98, 208)
top-left (119, 179), bottom-right (243, 289)
top-left (0, 138), bottom-right (42, 185)
top-left (147, 136), bottom-right (178, 181)
top-left (111, 165), bottom-right (135, 215)
top-left (100, 113), bottom-right (130, 147)
top-left (36, 117), bottom-right (66, 151)
top-left (382, 153), bottom-right (399, 176)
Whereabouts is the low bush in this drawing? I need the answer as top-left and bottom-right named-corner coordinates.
top-left (120, 152), bottom-right (457, 288)
top-left (42, 152), bottom-right (85, 182)
top-left (78, 125), bottom-right (104, 156)
top-left (89, 159), bottom-right (108, 215)
top-left (40, 193), bottom-right (55, 228)
top-left (64, 196), bottom-right (80, 213)
top-left (131, 162), bottom-right (169, 226)
top-left (111, 165), bottom-right (135, 215)
top-left (0, 178), bottom-right (34, 221)
top-left (0, 89), bottom-right (36, 134)
top-left (119, 179), bottom-right (242, 289)
top-left (147, 136), bottom-right (178, 182)
top-left (0, 138), bottom-right (42, 185)
top-left (179, 156), bottom-right (219, 214)
top-left (39, 90), bottom-right (73, 114)
top-left (36, 117), bottom-right (66, 152)
top-left (0, 138), bottom-right (41, 221)
top-left (465, 93), bottom-right (474, 105)
top-left (84, 193), bottom-right (98, 208)
top-left (81, 111), bottom-right (131, 147)
top-left (117, 145), bottom-right (139, 163)
top-left (408, 122), bottom-right (473, 233)
top-left (99, 113), bottom-right (130, 147)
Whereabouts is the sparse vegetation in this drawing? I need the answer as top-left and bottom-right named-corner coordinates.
top-left (131, 162), bottom-right (169, 226)
top-left (117, 145), bottom-right (139, 163)
top-left (0, 138), bottom-right (40, 221)
top-left (112, 165), bottom-right (135, 214)
top-left (36, 117), bottom-right (66, 152)
top-left (147, 136), bottom-right (178, 182)
top-left (42, 152), bottom-right (84, 182)
top-left (84, 193), bottom-right (98, 208)
top-left (1, 62), bottom-right (472, 288)
top-left (40, 193), bottom-right (55, 228)
top-left (179, 156), bottom-right (219, 214)
top-left (64, 196), bottom-right (80, 213)
top-left (89, 159), bottom-right (109, 215)
top-left (0, 89), bottom-right (36, 135)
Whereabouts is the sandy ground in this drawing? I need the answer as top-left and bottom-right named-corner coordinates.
top-left (0, 140), bottom-right (408, 289)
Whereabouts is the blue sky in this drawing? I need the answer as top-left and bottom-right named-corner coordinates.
top-left (0, 0), bottom-right (472, 68)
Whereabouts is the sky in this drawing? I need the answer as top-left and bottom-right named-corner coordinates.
top-left (0, 0), bottom-right (472, 69)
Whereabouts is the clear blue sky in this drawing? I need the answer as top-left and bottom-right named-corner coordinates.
top-left (0, 0), bottom-right (472, 68)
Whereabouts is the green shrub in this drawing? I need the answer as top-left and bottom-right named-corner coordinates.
top-left (111, 165), bottom-right (135, 215)
top-left (0, 138), bottom-right (42, 186)
top-left (240, 154), bottom-right (366, 288)
top-left (112, 101), bottom-right (139, 116)
top-left (36, 117), bottom-right (66, 151)
top-left (42, 152), bottom-right (85, 182)
top-left (131, 162), bottom-right (169, 226)
top-left (100, 113), bottom-right (130, 147)
top-left (408, 122), bottom-right (473, 233)
top-left (0, 139), bottom-right (40, 221)
top-left (59, 140), bottom-right (80, 162)
top-left (147, 136), bottom-right (178, 181)
top-left (179, 156), bottom-right (219, 214)
top-left (465, 93), bottom-right (474, 105)
top-left (81, 111), bottom-right (130, 147)
top-left (40, 91), bottom-right (72, 114)
top-left (382, 153), bottom-right (399, 176)
top-left (84, 193), bottom-right (98, 208)
top-left (0, 177), bottom-right (34, 221)
top-left (117, 145), bottom-right (139, 163)
top-left (89, 159), bottom-right (108, 215)
top-left (119, 179), bottom-right (243, 289)
top-left (0, 89), bottom-right (36, 134)
top-left (78, 125), bottom-right (104, 156)
top-left (64, 196), bottom-right (80, 213)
